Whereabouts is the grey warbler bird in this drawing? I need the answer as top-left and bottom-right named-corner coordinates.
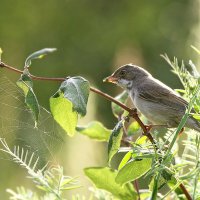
top-left (104, 64), bottom-right (200, 132)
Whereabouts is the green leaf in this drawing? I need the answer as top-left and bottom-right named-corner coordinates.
top-left (76, 121), bottom-right (111, 141)
top-left (25, 48), bottom-right (57, 67)
top-left (50, 92), bottom-right (78, 136)
top-left (112, 91), bottom-right (129, 118)
top-left (167, 177), bottom-right (184, 198)
top-left (60, 76), bottom-right (90, 116)
top-left (16, 74), bottom-right (39, 127)
top-left (84, 167), bottom-right (136, 200)
top-left (118, 151), bottom-right (132, 170)
top-left (108, 120), bottom-right (124, 164)
top-left (135, 136), bottom-right (148, 145)
top-left (174, 89), bottom-right (186, 94)
top-left (116, 158), bottom-right (152, 184)
top-left (191, 113), bottom-right (200, 120)
top-left (149, 173), bottom-right (178, 200)
top-left (127, 121), bottom-right (140, 136)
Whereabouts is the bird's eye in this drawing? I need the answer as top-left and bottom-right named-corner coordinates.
top-left (120, 70), bottom-right (126, 76)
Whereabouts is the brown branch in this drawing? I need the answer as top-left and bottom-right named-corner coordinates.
top-left (179, 183), bottom-right (192, 200)
top-left (0, 61), bottom-right (192, 200)
top-left (133, 180), bottom-right (141, 200)
top-left (0, 61), bottom-right (155, 143)
top-left (90, 87), bottom-right (132, 112)
top-left (0, 62), bottom-right (174, 150)
top-left (0, 62), bottom-right (66, 81)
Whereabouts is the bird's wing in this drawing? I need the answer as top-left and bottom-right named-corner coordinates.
top-left (138, 83), bottom-right (188, 111)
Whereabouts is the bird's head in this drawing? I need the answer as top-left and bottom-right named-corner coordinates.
top-left (104, 64), bottom-right (150, 90)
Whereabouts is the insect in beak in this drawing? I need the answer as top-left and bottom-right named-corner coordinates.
top-left (103, 75), bottom-right (118, 83)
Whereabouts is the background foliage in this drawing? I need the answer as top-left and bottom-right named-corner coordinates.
top-left (0, 0), bottom-right (200, 199)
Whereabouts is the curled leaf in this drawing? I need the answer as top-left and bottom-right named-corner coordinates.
top-left (25, 48), bottom-right (57, 68)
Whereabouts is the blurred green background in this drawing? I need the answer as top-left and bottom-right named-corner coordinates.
top-left (0, 0), bottom-right (200, 199)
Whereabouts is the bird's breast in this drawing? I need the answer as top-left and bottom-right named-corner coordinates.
top-left (129, 90), bottom-right (170, 125)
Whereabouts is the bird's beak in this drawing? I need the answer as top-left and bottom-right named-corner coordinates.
top-left (103, 75), bottom-right (118, 83)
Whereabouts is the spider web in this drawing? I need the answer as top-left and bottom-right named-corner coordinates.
top-left (0, 75), bottom-right (65, 165)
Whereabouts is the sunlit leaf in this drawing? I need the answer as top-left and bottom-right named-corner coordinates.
top-left (112, 91), bottom-right (129, 118)
top-left (84, 167), bottom-right (136, 200)
top-left (127, 121), bottom-right (140, 136)
top-left (118, 151), bottom-right (132, 170)
top-left (191, 113), bottom-right (200, 121)
top-left (25, 48), bottom-right (57, 67)
top-left (76, 121), bottom-right (111, 141)
top-left (108, 120), bottom-right (124, 164)
top-left (135, 136), bottom-right (147, 145)
top-left (174, 89), bottom-right (186, 94)
top-left (116, 158), bottom-right (152, 184)
top-left (16, 73), bottom-right (39, 127)
top-left (60, 76), bottom-right (90, 116)
top-left (50, 92), bottom-right (78, 136)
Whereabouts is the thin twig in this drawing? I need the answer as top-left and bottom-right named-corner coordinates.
top-left (89, 87), bottom-right (133, 112)
top-left (0, 62), bottom-right (66, 81)
top-left (179, 183), bottom-right (192, 200)
top-left (0, 62), bottom-right (155, 142)
top-left (0, 61), bottom-right (192, 200)
top-left (133, 180), bottom-right (141, 200)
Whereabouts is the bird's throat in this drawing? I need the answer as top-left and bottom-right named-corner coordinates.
top-left (117, 79), bottom-right (133, 90)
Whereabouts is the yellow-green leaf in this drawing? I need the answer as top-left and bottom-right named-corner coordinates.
top-left (84, 167), bottom-right (136, 200)
top-left (127, 121), bottom-right (140, 136)
top-left (192, 113), bottom-right (200, 120)
top-left (118, 151), bottom-right (132, 170)
top-left (116, 158), bottom-right (152, 184)
top-left (76, 121), bottom-right (111, 141)
top-left (50, 92), bottom-right (78, 136)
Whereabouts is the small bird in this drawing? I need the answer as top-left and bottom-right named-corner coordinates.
top-left (104, 64), bottom-right (200, 132)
